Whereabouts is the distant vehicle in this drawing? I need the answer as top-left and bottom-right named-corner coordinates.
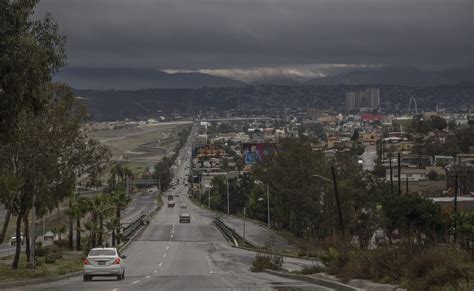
top-left (174, 194), bottom-right (179, 197)
top-left (10, 233), bottom-right (24, 246)
top-left (83, 247), bottom-right (126, 281)
top-left (43, 231), bottom-right (55, 241)
top-left (168, 201), bottom-right (175, 208)
top-left (168, 194), bottom-right (174, 201)
top-left (179, 213), bottom-right (191, 223)
top-left (180, 203), bottom-right (187, 209)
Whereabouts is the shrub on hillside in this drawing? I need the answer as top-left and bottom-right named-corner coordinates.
top-left (324, 244), bottom-right (473, 289)
top-left (402, 247), bottom-right (473, 291)
top-left (251, 253), bottom-right (283, 272)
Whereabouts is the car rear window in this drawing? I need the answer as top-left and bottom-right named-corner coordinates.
top-left (89, 249), bottom-right (116, 256)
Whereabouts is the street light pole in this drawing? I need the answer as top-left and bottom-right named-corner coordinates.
top-left (266, 183), bottom-right (270, 227)
top-left (398, 152), bottom-right (401, 196)
top-left (208, 186), bottom-right (211, 209)
top-left (243, 206), bottom-right (246, 244)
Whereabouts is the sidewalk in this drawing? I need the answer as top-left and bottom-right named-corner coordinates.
top-left (219, 215), bottom-right (295, 251)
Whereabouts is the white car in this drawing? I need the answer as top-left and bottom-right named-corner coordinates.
top-left (83, 248), bottom-right (126, 281)
top-left (10, 233), bottom-right (24, 246)
top-left (43, 231), bottom-right (55, 241)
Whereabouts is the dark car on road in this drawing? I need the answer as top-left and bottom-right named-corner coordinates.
top-left (179, 213), bottom-right (191, 223)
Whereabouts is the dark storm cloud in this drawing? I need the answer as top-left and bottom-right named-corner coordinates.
top-left (35, 0), bottom-right (473, 70)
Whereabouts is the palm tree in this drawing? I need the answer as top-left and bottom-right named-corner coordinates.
top-left (83, 221), bottom-right (100, 248)
top-left (109, 190), bottom-right (131, 244)
top-left (65, 194), bottom-right (88, 251)
top-left (105, 217), bottom-right (121, 246)
top-left (83, 194), bottom-right (113, 247)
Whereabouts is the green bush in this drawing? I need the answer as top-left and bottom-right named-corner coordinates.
top-left (402, 247), bottom-right (473, 291)
top-left (53, 240), bottom-right (70, 249)
top-left (299, 264), bottom-right (326, 275)
top-left (44, 255), bottom-right (56, 264)
top-left (251, 253), bottom-right (284, 272)
top-left (324, 244), bottom-right (474, 290)
top-left (35, 241), bottom-right (46, 257)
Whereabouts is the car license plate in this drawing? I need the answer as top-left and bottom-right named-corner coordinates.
top-left (98, 261), bottom-right (105, 265)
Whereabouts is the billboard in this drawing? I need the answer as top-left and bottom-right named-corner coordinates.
top-left (193, 145), bottom-right (225, 158)
top-left (242, 143), bottom-right (277, 165)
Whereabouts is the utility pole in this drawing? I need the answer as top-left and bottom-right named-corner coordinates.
top-left (406, 176), bottom-right (409, 193)
top-left (398, 152), bottom-right (401, 196)
top-left (243, 207), bottom-right (246, 245)
top-left (226, 175), bottom-right (230, 215)
top-left (389, 158), bottom-right (393, 195)
top-left (331, 166), bottom-right (345, 238)
top-left (266, 183), bottom-right (270, 227)
top-left (125, 177), bottom-right (129, 197)
top-left (454, 174), bottom-right (458, 243)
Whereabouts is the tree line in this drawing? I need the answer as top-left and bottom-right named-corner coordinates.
top-left (0, 1), bottom-right (119, 269)
top-left (205, 137), bottom-right (471, 250)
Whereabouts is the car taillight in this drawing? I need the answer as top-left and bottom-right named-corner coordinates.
top-left (113, 258), bottom-right (121, 265)
top-left (83, 258), bottom-right (90, 265)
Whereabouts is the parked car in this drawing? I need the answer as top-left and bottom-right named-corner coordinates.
top-left (10, 233), bottom-right (24, 246)
top-left (168, 201), bottom-right (175, 208)
top-left (83, 247), bottom-right (126, 281)
top-left (43, 231), bottom-right (55, 241)
top-left (179, 213), bottom-right (191, 223)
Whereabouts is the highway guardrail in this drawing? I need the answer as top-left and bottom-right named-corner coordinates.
top-left (214, 217), bottom-right (239, 247)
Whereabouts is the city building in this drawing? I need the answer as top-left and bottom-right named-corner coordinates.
top-left (344, 88), bottom-right (380, 112)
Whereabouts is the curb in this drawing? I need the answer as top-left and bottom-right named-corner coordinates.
top-left (0, 207), bottom-right (160, 289)
top-left (235, 245), bottom-right (320, 262)
top-left (0, 270), bottom-right (83, 289)
top-left (264, 270), bottom-right (363, 291)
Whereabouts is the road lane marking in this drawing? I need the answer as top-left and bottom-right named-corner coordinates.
top-left (170, 234), bottom-right (173, 239)
top-left (131, 280), bottom-right (140, 284)
top-left (112, 289), bottom-right (118, 291)
top-left (153, 270), bottom-right (158, 273)
top-left (159, 262), bottom-right (163, 267)
top-left (166, 246), bottom-right (169, 250)
top-left (163, 253), bottom-right (167, 258)
top-left (145, 275), bottom-right (151, 279)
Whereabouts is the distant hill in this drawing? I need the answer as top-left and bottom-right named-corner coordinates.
top-left (253, 77), bottom-right (303, 86)
top-left (305, 66), bottom-right (474, 86)
top-left (54, 67), bottom-right (247, 90)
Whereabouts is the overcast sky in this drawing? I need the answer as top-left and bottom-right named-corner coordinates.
top-left (35, 0), bottom-right (473, 80)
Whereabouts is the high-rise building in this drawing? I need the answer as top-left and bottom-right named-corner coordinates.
top-left (344, 88), bottom-right (380, 112)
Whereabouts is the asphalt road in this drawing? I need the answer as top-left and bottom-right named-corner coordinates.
top-left (12, 123), bottom-right (333, 291)
top-left (0, 190), bottom-right (156, 259)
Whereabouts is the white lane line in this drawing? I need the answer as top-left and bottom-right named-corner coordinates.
top-left (166, 246), bottom-right (169, 250)
top-left (153, 270), bottom-right (158, 273)
top-left (170, 234), bottom-right (173, 239)
top-left (145, 275), bottom-right (151, 279)
top-left (163, 253), bottom-right (167, 258)
top-left (112, 289), bottom-right (118, 291)
top-left (131, 280), bottom-right (140, 284)
top-left (159, 262), bottom-right (163, 267)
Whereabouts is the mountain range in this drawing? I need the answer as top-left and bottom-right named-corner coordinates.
top-left (54, 67), bottom-right (246, 90)
top-left (55, 66), bottom-right (473, 90)
top-left (304, 66), bottom-right (474, 86)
